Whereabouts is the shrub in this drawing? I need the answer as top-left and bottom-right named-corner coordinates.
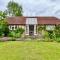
top-left (44, 31), bottom-right (49, 38)
top-left (38, 25), bottom-right (46, 32)
top-left (9, 28), bottom-right (24, 38)
top-left (56, 38), bottom-right (60, 42)
top-left (0, 20), bottom-right (9, 37)
top-left (3, 26), bottom-right (9, 36)
top-left (15, 28), bottom-right (24, 34)
top-left (0, 31), bottom-right (3, 37)
top-left (9, 31), bottom-right (16, 37)
top-left (55, 25), bottom-right (60, 38)
top-left (15, 33), bottom-right (21, 38)
top-left (48, 31), bottom-right (54, 39)
top-left (15, 28), bottom-right (24, 38)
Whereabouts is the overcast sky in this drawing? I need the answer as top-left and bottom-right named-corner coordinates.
top-left (0, 0), bottom-right (60, 17)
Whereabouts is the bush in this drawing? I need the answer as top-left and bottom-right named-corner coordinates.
top-left (56, 38), bottom-right (60, 42)
top-left (3, 26), bottom-right (9, 36)
top-left (44, 31), bottom-right (49, 38)
top-left (47, 31), bottom-right (53, 39)
top-left (15, 33), bottom-right (21, 38)
top-left (0, 20), bottom-right (9, 37)
top-left (55, 25), bottom-right (60, 38)
top-left (0, 32), bottom-right (3, 37)
top-left (8, 31), bottom-right (15, 37)
top-left (9, 28), bottom-right (24, 38)
top-left (15, 28), bottom-right (24, 34)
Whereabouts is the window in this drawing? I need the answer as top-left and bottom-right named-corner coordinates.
top-left (12, 26), bottom-right (14, 30)
top-left (15, 25), bottom-right (17, 29)
top-left (9, 25), bottom-right (12, 30)
top-left (11, 25), bottom-right (15, 30)
top-left (46, 25), bottom-right (55, 31)
top-left (26, 18), bottom-right (37, 25)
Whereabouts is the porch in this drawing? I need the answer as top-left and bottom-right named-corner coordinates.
top-left (25, 18), bottom-right (38, 36)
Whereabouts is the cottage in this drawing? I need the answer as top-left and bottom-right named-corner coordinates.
top-left (7, 16), bottom-right (60, 36)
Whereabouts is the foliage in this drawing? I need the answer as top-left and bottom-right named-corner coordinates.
top-left (15, 28), bottom-right (24, 34)
top-left (0, 11), bottom-right (9, 37)
top-left (9, 31), bottom-right (15, 37)
top-left (38, 25), bottom-right (58, 41)
top-left (9, 28), bottom-right (24, 38)
top-left (6, 1), bottom-right (23, 16)
top-left (0, 25), bottom-right (3, 36)
top-left (55, 25), bottom-right (60, 38)
top-left (3, 26), bottom-right (9, 36)
top-left (0, 20), bottom-right (9, 37)
top-left (0, 11), bottom-right (7, 20)
top-left (44, 31), bottom-right (49, 38)
top-left (54, 25), bottom-right (60, 42)
top-left (38, 25), bottom-right (46, 32)
top-left (47, 31), bottom-right (54, 39)
top-left (56, 38), bottom-right (60, 42)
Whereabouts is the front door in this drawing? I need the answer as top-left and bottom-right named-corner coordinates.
top-left (29, 25), bottom-right (34, 35)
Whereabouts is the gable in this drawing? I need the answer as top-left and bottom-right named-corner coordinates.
top-left (26, 18), bottom-right (37, 25)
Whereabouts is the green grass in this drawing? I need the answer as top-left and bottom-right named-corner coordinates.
top-left (0, 41), bottom-right (60, 60)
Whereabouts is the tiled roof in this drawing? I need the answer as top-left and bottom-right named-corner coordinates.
top-left (37, 17), bottom-right (58, 25)
top-left (7, 16), bottom-right (26, 25)
top-left (7, 16), bottom-right (60, 25)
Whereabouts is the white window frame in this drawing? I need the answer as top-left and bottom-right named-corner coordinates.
top-left (46, 25), bottom-right (55, 31)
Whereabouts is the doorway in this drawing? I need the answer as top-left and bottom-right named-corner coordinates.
top-left (29, 25), bottom-right (34, 35)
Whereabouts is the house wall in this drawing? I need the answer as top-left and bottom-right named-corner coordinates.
top-left (37, 25), bottom-right (56, 37)
top-left (9, 25), bottom-right (25, 30)
top-left (8, 25), bottom-right (26, 37)
top-left (8, 24), bottom-right (56, 37)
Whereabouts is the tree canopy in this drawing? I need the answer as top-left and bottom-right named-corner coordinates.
top-left (0, 20), bottom-right (9, 36)
top-left (0, 11), bottom-right (7, 20)
top-left (0, 11), bottom-right (9, 36)
top-left (6, 1), bottom-right (23, 16)
top-left (0, 1), bottom-right (23, 37)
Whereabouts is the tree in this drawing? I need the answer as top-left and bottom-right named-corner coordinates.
top-left (0, 20), bottom-right (9, 37)
top-left (6, 1), bottom-right (23, 16)
top-left (0, 11), bottom-right (9, 36)
top-left (0, 11), bottom-right (7, 20)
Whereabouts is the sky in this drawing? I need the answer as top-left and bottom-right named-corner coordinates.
top-left (0, 0), bottom-right (60, 18)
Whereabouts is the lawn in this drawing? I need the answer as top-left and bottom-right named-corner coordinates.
top-left (0, 41), bottom-right (60, 60)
